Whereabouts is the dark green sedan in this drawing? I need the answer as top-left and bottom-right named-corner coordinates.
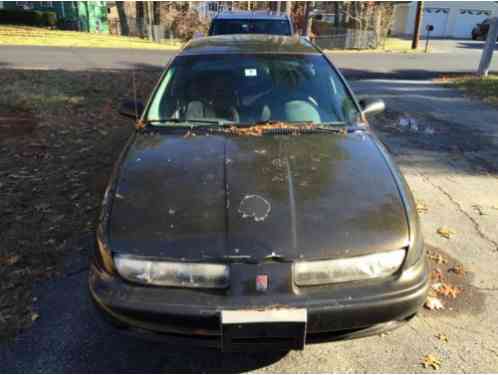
top-left (89, 34), bottom-right (429, 352)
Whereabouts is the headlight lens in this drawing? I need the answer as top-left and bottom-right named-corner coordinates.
top-left (294, 250), bottom-right (406, 286)
top-left (114, 255), bottom-right (230, 289)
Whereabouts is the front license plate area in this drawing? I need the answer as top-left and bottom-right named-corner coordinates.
top-left (221, 309), bottom-right (307, 352)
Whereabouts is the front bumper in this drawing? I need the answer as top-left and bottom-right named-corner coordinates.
top-left (89, 255), bottom-right (429, 351)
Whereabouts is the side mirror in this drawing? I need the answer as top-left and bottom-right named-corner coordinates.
top-left (359, 98), bottom-right (385, 117)
top-left (119, 99), bottom-right (144, 119)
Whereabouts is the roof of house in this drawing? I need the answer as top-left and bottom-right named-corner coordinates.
top-left (179, 34), bottom-right (320, 56)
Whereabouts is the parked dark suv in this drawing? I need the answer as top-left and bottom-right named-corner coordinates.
top-left (471, 18), bottom-right (498, 40)
top-left (208, 11), bottom-right (293, 36)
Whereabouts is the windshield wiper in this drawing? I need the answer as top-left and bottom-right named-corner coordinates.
top-left (148, 119), bottom-right (235, 127)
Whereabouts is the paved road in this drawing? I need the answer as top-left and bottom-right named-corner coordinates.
top-left (1, 40), bottom-right (498, 79)
top-left (1, 79), bottom-right (498, 373)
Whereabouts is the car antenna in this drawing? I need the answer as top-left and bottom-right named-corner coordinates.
top-left (132, 70), bottom-right (139, 121)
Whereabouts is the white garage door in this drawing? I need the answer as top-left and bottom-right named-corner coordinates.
top-left (454, 9), bottom-right (491, 38)
top-left (423, 8), bottom-right (449, 37)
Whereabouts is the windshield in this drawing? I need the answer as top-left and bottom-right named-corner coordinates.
top-left (146, 54), bottom-right (360, 126)
top-left (209, 19), bottom-right (291, 36)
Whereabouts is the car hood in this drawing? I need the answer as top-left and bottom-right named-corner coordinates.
top-left (108, 131), bottom-right (410, 262)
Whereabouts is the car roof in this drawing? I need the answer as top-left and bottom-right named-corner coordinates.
top-left (179, 34), bottom-right (320, 56)
top-left (212, 11), bottom-right (290, 21)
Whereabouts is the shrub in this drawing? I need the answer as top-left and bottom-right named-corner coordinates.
top-left (0, 9), bottom-right (57, 27)
top-left (40, 11), bottom-right (57, 27)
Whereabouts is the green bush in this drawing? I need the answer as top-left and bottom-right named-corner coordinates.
top-left (39, 11), bottom-right (57, 27)
top-left (0, 9), bottom-right (57, 27)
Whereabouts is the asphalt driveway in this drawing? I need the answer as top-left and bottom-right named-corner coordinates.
top-left (1, 79), bottom-right (498, 373)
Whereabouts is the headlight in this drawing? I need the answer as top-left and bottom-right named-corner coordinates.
top-left (294, 250), bottom-right (406, 286)
top-left (114, 255), bottom-right (230, 289)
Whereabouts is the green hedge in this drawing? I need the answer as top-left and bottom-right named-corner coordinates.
top-left (0, 9), bottom-right (57, 27)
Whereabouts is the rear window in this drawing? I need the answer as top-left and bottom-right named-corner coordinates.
top-left (209, 19), bottom-right (292, 36)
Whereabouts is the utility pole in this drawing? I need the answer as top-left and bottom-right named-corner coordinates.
top-left (411, 1), bottom-right (424, 50)
top-left (276, 1), bottom-right (281, 14)
top-left (477, 17), bottom-right (498, 77)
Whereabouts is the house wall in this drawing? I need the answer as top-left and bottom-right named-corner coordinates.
top-left (393, 1), bottom-right (498, 38)
top-left (391, 4), bottom-right (410, 35)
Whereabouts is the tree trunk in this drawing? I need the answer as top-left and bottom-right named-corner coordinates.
top-left (116, 1), bottom-right (129, 36)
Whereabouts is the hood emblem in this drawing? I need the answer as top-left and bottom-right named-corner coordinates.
top-left (256, 274), bottom-right (269, 292)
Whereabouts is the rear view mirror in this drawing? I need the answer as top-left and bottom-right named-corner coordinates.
top-left (193, 31), bottom-right (205, 39)
top-left (359, 98), bottom-right (385, 117)
top-left (119, 99), bottom-right (144, 119)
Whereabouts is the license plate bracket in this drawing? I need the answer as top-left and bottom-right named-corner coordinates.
top-left (220, 308), bottom-right (307, 352)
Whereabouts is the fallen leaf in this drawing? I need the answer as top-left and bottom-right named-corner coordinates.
top-left (421, 354), bottom-right (442, 370)
top-left (431, 268), bottom-right (444, 281)
top-left (448, 264), bottom-right (465, 276)
top-left (435, 282), bottom-right (463, 299)
top-left (425, 296), bottom-right (445, 310)
top-left (31, 312), bottom-right (40, 322)
top-left (416, 202), bottom-right (429, 214)
top-left (0, 255), bottom-right (20, 266)
top-left (428, 252), bottom-right (448, 265)
top-left (436, 333), bottom-right (449, 343)
top-left (437, 227), bottom-right (455, 239)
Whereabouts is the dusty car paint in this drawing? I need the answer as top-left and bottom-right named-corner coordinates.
top-left (109, 131), bottom-right (410, 263)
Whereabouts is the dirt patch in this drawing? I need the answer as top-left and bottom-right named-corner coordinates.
top-left (422, 244), bottom-right (485, 317)
top-left (0, 68), bottom-right (161, 338)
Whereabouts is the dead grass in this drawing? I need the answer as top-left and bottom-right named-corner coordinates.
top-left (324, 37), bottom-right (419, 54)
top-left (0, 25), bottom-right (182, 50)
top-left (443, 75), bottom-right (498, 106)
top-left (0, 68), bottom-right (161, 338)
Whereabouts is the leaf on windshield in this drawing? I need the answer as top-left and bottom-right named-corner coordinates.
top-left (135, 120), bottom-right (146, 130)
top-left (220, 122), bottom-right (318, 137)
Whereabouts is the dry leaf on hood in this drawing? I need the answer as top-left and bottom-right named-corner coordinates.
top-left (437, 227), bottom-right (455, 239)
top-left (425, 296), bottom-right (445, 310)
top-left (421, 354), bottom-right (442, 370)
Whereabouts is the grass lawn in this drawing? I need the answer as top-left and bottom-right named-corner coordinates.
top-left (444, 75), bottom-right (498, 106)
top-left (0, 68), bottom-right (162, 338)
top-left (0, 25), bottom-right (182, 50)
